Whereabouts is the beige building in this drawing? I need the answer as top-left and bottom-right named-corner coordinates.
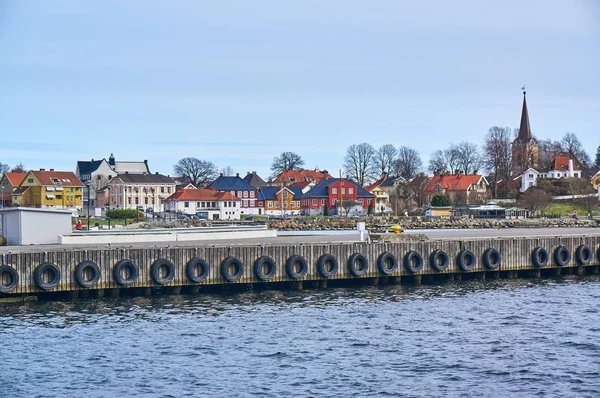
top-left (96, 173), bottom-right (176, 213)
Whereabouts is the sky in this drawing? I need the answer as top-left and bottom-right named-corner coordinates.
top-left (1, 1), bottom-right (599, 180)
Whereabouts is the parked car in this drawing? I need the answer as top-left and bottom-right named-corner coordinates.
top-left (177, 214), bottom-right (190, 219)
top-left (194, 212), bottom-right (209, 220)
top-left (245, 215), bottom-right (254, 221)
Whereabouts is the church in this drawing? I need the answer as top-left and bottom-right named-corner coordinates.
top-left (511, 89), bottom-right (539, 175)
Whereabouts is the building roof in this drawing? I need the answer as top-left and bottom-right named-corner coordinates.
top-left (273, 169), bottom-right (333, 185)
top-left (30, 170), bottom-right (84, 187)
top-left (549, 156), bottom-right (580, 172)
top-left (115, 173), bottom-right (175, 184)
top-left (424, 174), bottom-right (486, 192)
top-left (243, 171), bottom-right (267, 188)
top-left (3, 172), bottom-right (27, 187)
top-left (113, 161), bottom-right (150, 175)
top-left (301, 178), bottom-right (375, 198)
top-left (76, 159), bottom-right (106, 178)
top-left (12, 186), bottom-right (30, 195)
top-left (166, 188), bottom-right (240, 202)
top-left (259, 186), bottom-right (303, 200)
top-left (517, 90), bottom-right (532, 142)
top-left (207, 175), bottom-right (256, 191)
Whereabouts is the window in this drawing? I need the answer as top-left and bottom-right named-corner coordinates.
top-left (321, 199), bottom-right (325, 205)
top-left (348, 188), bottom-right (354, 194)
top-left (212, 202), bottom-right (216, 207)
top-left (283, 202), bottom-right (288, 208)
top-left (250, 191), bottom-right (255, 198)
top-left (312, 199), bottom-right (317, 206)
top-left (224, 202), bottom-right (228, 207)
top-left (282, 192), bottom-right (288, 199)
top-left (290, 202), bottom-right (295, 208)
top-left (342, 188), bottom-right (345, 194)
top-left (259, 201), bottom-right (263, 206)
top-left (250, 200), bottom-right (255, 207)
top-left (332, 188), bottom-right (337, 194)
top-left (167, 187), bottom-right (171, 194)
top-left (243, 200), bottom-right (248, 207)
top-left (243, 191), bottom-right (248, 198)
top-left (135, 198), bottom-right (139, 204)
top-left (297, 200), bottom-right (300, 207)
top-left (27, 178), bottom-right (33, 183)
top-left (274, 201), bottom-right (279, 208)
top-left (161, 187), bottom-right (164, 193)
top-left (237, 191), bottom-right (242, 197)
top-left (145, 198), bottom-right (148, 204)
top-left (184, 201), bottom-right (189, 208)
top-left (528, 174), bottom-right (534, 178)
top-left (268, 201), bottom-right (273, 208)
top-left (197, 202), bottom-right (200, 207)
top-left (289, 177), bottom-right (296, 182)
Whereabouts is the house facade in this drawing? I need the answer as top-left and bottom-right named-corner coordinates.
top-left (300, 178), bottom-right (375, 216)
top-left (591, 170), bottom-right (600, 191)
top-left (0, 172), bottom-right (27, 207)
top-left (14, 169), bottom-right (84, 209)
top-left (365, 176), bottom-right (394, 214)
top-left (423, 174), bottom-right (489, 205)
top-left (259, 186), bottom-right (302, 216)
top-left (543, 156), bottom-right (581, 179)
top-left (96, 173), bottom-right (176, 213)
top-left (207, 174), bottom-right (263, 215)
top-left (164, 187), bottom-right (241, 220)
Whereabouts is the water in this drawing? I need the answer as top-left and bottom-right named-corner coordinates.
top-left (1, 278), bottom-right (599, 397)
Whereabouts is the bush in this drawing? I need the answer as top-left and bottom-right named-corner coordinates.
top-left (431, 194), bottom-right (450, 207)
top-left (106, 208), bottom-right (143, 219)
top-left (323, 205), bottom-right (329, 216)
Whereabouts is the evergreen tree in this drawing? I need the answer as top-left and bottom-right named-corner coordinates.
top-left (431, 195), bottom-right (450, 207)
top-left (323, 204), bottom-right (329, 216)
top-left (595, 144), bottom-right (600, 168)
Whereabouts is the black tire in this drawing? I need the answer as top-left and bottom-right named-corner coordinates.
top-left (75, 260), bottom-right (101, 288)
top-left (403, 251), bottom-right (423, 273)
top-left (186, 257), bottom-right (209, 283)
top-left (457, 250), bottom-right (476, 272)
top-left (377, 252), bottom-right (398, 275)
top-left (286, 255), bottom-right (308, 279)
top-left (575, 245), bottom-right (591, 265)
top-left (531, 247), bottom-right (549, 268)
top-left (553, 246), bottom-right (571, 267)
top-left (151, 258), bottom-right (175, 285)
top-left (113, 259), bottom-right (138, 286)
top-left (317, 254), bottom-right (338, 278)
top-left (348, 253), bottom-right (369, 276)
top-left (254, 256), bottom-right (276, 281)
top-left (220, 256), bottom-right (243, 282)
top-left (0, 265), bottom-right (19, 293)
top-left (34, 263), bottom-right (61, 290)
top-left (482, 248), bottom-right (501, 270)
top-left (430, 250), bottom-right (449, 272)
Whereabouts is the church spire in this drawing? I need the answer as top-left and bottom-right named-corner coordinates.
top-left (518, 88), bottom-right (532, 141)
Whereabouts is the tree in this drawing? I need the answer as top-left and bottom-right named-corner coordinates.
top-left (483, 127), bottom-right (512, 198)
top-left (323, 203), bottom-right (329, 216)
top-left (270, 152), bottom-right (305, 177)
top-left (431, 194), bottom-right (450, 207)
top-left (90, 175), bottom-right (109, 192)
top-left (561, 132), bottom-right (591, 166)
top-left (517, 188), bottom-right (552, 216)
top-left (343, 143), bottom-right (376, 186)
top-left (368, 198), bottom-right (374, 215)
top-left (173, 157), bottom-right (219, 187)
top-left (374, 144), bottom-right (397, 177)
top-left (341, 198), bottom-right (361, 216)
top-left (595, 144), bottom-right (600, 168)
top-left (538, 138), bottom-right (563, 169)
top-left (428, 150), bottom-right (449, 175)
top-left (0, 162), bottom-right (8, 175)
top-left (10, 163), bottom-right (26, 173)
top-left (452, 141), bottom-right (482, 174)
top-left (393, 146), bottom-right (422, 180)
top-left (221, 166), bottom-right (234, 176)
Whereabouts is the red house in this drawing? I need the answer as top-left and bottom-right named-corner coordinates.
top-left (300, 178), bottom-right (375, 216)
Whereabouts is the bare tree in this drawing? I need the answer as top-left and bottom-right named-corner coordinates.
top-left (561, 132), bottom-right (591, 166)
top-left (343, 143), bottom-right (376, 186)
top-left (452, 141), bottom-right (482, 174)
top-left (10, 163), bottom-right (26, 173)
top-left (221, 166), bottom-right (234, 176)
top-left (483, 127), bottom-right (512, 198)
top-left (595, 143), bottom-right (600, 168)
top-left (271, 152), bottom-right (305, 177)
top-left (0, 162), bottom-right (9, 175)
top-left (173, 157), bottom-right (219, 187)
top-left (538, 138), bottom-right (563, 169)
top-left (90, 175), bottom-right (109, 192)
top-left (374, 144), bottom-right (397, 177)
top-left (428, 147), bottom-right (461, 175)
top-left (341, 198), bottom-right (361, 216)
top-left (393, 146), bottom-right (422, 180)
top-left (517, 188), bottom-right (552, 216)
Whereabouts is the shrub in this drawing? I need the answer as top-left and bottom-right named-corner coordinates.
top-left (323, 205), bottom-right (329, 216)
top-left (431, 195), bottom-right (450, 207)
top-left (106, 208), bottom-right (142, 219)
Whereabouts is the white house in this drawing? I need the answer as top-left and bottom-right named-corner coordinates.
top-left (519, 168), bottom-right (540, 192)
top-left (164, 187), bottom-right (242, 220)
top-left (543, 156), bottom-right (581, 179)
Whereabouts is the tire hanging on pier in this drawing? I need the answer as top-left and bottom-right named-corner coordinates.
top-left (531, 247), bottom-right (549, 268)
top-left (457, 249), bottom-right (476, 272)
top-left (254, 256), bottom-right (276, 281)
top-left (553, 246), bottom-right (571, 267)
top-left (113, 259), bottom-right (139, 286)
top-left (186, 257), bottom-right (209, 283)
top-left (575, 245), bottom-right (592, 266)
top-left (348, 253), bottom-right (369, 276)
top-left (317, 254), bottom-right (338, 278)
top-left (75, 260), bottom-right (101, 288)
top-left (286, 255), bottom-right (308, 279)
top-left (34, 262), bottom-right (61, 290)
top-left (430, 249), bottom-right (449, 272)
top-left (0, 265), bottom-right (19, 294)
top-left (220, 256), bottom-right (243, 282)
top-left (377, 252), bottom-right (398, 275)
top-left (151, 258), bottom-right (175, 285)
top-left (482, 248), bottom-right (501, 270)
top-left (403, 251), bottom-right (423, 273)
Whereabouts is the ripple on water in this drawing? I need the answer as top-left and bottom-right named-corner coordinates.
top-left (0, 278), bottom-right (599, 397)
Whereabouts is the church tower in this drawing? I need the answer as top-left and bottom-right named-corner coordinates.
top-left (511, 89), bottom-right (539, 174)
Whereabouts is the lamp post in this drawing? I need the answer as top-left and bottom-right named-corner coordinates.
top-left (0, 185), bottom-right (5, 208)
top-left (107, 184), bottom-right (111, 230)
top-left (85, 181), bottom-right (91, 231)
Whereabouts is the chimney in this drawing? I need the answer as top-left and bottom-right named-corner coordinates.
top-left (236, 172), bottom-right (239, 177)
top-left (568, 159), bottom-right (573, 173)
top-left (50, 169), bottom-right (54, 172)
top-left (220, 172), bottom-right (223, 177)
top-left (252, 171), bottom-right (256, 174)
top-left (40, 168), bottom-right (45, 171)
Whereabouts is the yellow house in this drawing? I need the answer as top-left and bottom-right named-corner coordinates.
top-left (591, 170), bottom-right (600, 190)
top-left (16, 169), bottom-right (84, 209)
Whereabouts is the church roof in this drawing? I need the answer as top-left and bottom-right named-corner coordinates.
top-left (517, 90), bottom-right (532, 141)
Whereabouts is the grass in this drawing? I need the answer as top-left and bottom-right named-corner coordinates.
top-left (545, 200), bottom-right (600, 217)
top-left (72, 216), bottom-right (145, 230)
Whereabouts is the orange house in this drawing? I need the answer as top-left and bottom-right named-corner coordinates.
top-left (259, 186), bottom-right (303, 216)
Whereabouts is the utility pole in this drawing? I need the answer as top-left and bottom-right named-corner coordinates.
top-left (339, 169), bottom-right (343, 216)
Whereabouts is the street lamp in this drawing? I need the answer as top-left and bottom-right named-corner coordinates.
top-left (0, 185), bottom-right (5, 208)
top-left (106, 184), bottom-right (111, 230)
top-left (85, 181), bottom-right (91, 231)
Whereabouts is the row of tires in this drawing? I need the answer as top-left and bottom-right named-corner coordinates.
top-left (0, 245), bottom-right (598, 293)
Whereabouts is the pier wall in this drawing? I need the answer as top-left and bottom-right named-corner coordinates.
top-left (1, 235), bottom-right (599, 298)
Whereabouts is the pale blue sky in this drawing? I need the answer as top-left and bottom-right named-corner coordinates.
top-left (1, 1), bottom-right (598, 179)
